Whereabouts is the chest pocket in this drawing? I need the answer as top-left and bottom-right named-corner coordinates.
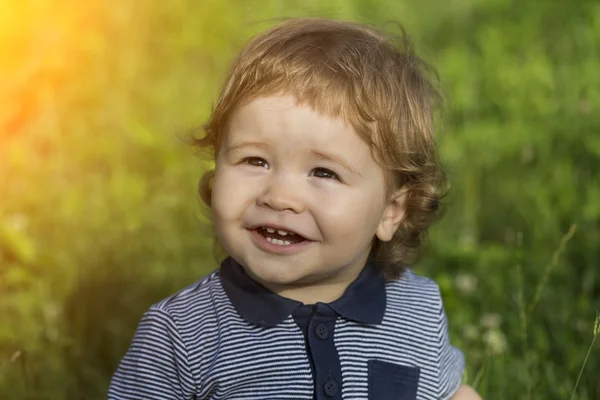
top-left (368, 360), bottom-right (420, 400)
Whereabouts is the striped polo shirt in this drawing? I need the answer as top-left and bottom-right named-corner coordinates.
top-left (109, 257), bottom-right (464, 400)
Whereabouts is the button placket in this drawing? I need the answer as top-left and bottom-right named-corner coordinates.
top-left (305, 303), bottom-right (342, 400)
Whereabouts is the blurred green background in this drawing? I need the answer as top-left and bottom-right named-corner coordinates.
top-left (1, 0), bottom-right (599, 399)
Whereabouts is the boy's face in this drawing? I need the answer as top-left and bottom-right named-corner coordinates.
top-left (211, 96), bottom-right (404, 304)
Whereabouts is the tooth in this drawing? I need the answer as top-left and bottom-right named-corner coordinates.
top-left (266, 237), bottom-right (273, 243)
top-left (266, 228), bottom-right (275, 233)
top-left (277, 230), bottom-right (288, 236)
top-left (276, 239), bottom-right (285, 245)
top-left (283, 241), bottom-right (291, 245)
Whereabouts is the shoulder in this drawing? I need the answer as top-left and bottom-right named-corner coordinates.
top-left (381, 269), bottom-right (447, 337)
top-left (386, 269), bottom-right (444, 306)
top-left (150, 269), bottom-right (224, 321)
top-left (396, 268), bottom-right (441, 290)
top-left (383, 269), bottom-right (448, 335)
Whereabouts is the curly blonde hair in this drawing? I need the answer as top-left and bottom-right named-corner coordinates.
top-left (191, 18), bottom-right (447, 280)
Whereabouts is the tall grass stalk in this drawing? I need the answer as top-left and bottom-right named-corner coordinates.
top-left (515, 225), bottom-right (577, 399)
top-left (470, 362), bottom-right (487, 391)
top-left (527, 225), bottom-right (577, 317)
top-left (516, 260), bottom-right (534, 399)
top-left (570, 311), bottom-right (600, 400)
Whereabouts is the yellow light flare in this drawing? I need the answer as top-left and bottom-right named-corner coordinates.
top-left (0, 0), bottom-right (98, 136)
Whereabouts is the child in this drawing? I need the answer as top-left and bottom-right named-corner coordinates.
top-left (109, 18), bottom-right (481, 400)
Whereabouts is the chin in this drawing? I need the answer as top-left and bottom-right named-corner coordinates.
top-left (248, 263), bottom-right (304, 285)
top-left (239, 256), bottom-right (307, 285)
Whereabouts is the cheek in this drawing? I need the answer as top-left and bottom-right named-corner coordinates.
top-left (212, 168), bottom-right (244, 222)
top-left (211, 164), bottom-right (263, 222)
top-left (314, 188), bottom-right (386, 239)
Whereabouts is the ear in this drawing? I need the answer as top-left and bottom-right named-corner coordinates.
top-left (376, 188), bottom-right (408, 242)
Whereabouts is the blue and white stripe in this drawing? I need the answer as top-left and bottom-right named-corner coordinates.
top-left (109, 268), bottom-right (463, 399)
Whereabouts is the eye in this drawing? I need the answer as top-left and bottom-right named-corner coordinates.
top-left (310, 167), bottom-right (340, 180)
top-left (243, 157), bottom-right (269, 169)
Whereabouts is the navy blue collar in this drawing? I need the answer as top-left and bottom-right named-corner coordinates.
top-left (219, 257), bottom-right (386, 327)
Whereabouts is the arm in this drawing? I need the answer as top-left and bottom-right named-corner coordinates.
top-left (108, 308), bottom-right (196, 400)
top-left (433, 284), bottom-right (476, 400)
top-left (451, 384), bottom-right (482, 400)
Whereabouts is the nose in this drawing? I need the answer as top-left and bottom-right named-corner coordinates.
top-left (257, 173), bottom-right (304, 213)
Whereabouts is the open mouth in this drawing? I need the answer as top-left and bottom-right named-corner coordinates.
top-left (255, 226), bottom-right (307, 246)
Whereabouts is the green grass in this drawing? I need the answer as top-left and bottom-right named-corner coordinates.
top-left (1, 0), bottom-right (599, 398)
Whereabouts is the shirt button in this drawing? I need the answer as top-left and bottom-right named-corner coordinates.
top-left (323, 378), bottom-right (339, 397)
top-left (315, 323), bottom-right (329, 339)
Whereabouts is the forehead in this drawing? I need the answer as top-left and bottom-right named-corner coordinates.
top-left (226, 96), bottom-right (357, 147)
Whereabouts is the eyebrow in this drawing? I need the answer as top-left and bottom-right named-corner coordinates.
top-left (308, 149), bottom-right (362, 177)
top-left (225, 141), bottom-right (274, 154)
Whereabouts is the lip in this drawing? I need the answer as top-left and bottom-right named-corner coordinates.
top-left (248, 228), bottom-right (314, 255)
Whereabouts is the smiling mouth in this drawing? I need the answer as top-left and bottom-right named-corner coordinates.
top-left (255, 226), bottom-right (307, 246)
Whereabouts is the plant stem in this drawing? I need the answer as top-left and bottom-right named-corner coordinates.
top-left (570, 333), bottom-right (598, 400)
top-left (527, 224), bottom-right (576, 317)
top-left (571, 311), bottom-right (600, 400)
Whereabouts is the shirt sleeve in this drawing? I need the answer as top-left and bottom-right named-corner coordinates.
top-left (437, 297), bottom-right (465, 400)
top-left (108, 307), bottom-right (197, 400)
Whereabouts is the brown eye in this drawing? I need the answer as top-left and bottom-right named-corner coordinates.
top-left (244, 157), bottom-right (268, 168)
top-left (310, 167), bottom-right (340, 180)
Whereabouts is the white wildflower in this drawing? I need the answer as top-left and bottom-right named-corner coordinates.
top-left (483, 329), bottom-right (507, 355)
top-left (462, 324), bottom-right (479, 341)
top-left (455, 273), bottom-right (478, 295)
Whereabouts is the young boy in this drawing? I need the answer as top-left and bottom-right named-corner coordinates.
top-left (109, 18), bottom-right (481, 400)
